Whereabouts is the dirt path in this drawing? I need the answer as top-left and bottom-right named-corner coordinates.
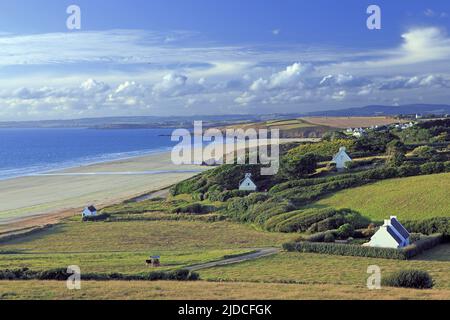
top-left (186, 248), bottom-right (280, 271)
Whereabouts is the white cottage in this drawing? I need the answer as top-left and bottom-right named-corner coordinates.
top-left (82, 205), bottom-right (98, 218)
top-left (368, 216), bottom-right (410, 249)
top-left (239, 173), bottom-right (257, 192)
top-left (331, 147), bottom-right (352, 170)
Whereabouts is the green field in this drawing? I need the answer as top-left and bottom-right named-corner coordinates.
top-left (0, 219), bottom-right (296, 274)
top-left (313, 173), bottom-right (450, 221)
top-left (200, 245), bottom-right (450, 289)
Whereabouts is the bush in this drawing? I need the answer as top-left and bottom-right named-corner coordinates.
top-left (337, 223), bottom-right (354, 239)
top-left (403, 218), bottom-right (450, 236)
top-left (285, 233), bottom-right (444, 259)
top-left (284, 241), bottom-right (408, 259)
top-left (402, 234), bottom-right (445, 259)
top-left (382, 270), bottom-right (434, 289)
top-left (171, 202), bottom-right (218, 214)
top-left (323, 231), bottom-right (336, 243)
top-left (0, 268), bottom-right (199, 281)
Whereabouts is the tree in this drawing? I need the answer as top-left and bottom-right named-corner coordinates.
top-left (279, 153), bottom-right (318, 179)
top-left (354, 131), bottom-right (397, 154)
top-left (384, 139), bottom-right (406, 167)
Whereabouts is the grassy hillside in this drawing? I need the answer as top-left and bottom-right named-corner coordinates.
top-left (314, 173), bottom-right (450, 220)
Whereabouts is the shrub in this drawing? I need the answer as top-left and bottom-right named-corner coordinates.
top-left (273, 208), bottom-right (343, 233)
top-left (337, 223), bottom-right (354, 239)
top-left (323, 231), bottom-right (336, 243)
top-left (0, 268), bottom-right (199, 281)
top-left (284, 241), bottom-right (408, 259)
top-left (402, 234), bottom-right (444, 259)
top-left (420, 162), bottom-right (445, 174)
top-left (382, 270), bottom-right (434, 289)
top-left (403, 218), bottom-right (450, 236)
top-left (411, 146), bottom-right (436, 158)
top-left (284, 233), bottom-right (444, 259)
top-left (171, 203), bottom-right (217, 214)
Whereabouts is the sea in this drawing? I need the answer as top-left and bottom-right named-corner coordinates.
top-left (0, 128), bottom-right (179, 181)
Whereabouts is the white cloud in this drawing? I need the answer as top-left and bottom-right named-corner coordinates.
top-left (80, 79), bottom-right (110, 93)
top-left (1, 26), bottom-right (450, 120)
top-left (331, 90), bottom-right (347, 101)
top-left (250, 62), bottom-right (310, 91)
top-left (378, 74), bottom-right (450, 90)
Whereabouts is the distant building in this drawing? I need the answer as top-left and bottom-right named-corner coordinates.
top-left (239, 173), bottom-right (257, 192)
top-left (82, 205), bottom-right (98, 218)
top-left (331, 147), bottom-right (352, 170)
top-left (368, 216), bottom-right (410, 249)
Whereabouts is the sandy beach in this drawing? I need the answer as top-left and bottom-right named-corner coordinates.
top-left (0, 151), bottom-right (207, 231)
top-left (0, 137), bottom-right (314, 234)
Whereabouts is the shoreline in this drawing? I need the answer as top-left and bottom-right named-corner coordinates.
top-left (0, 137), bottom-right (316, 232)
top-left (0, 150), bottom-right (207, 229)
top-left (0, 147), bottom-right (175, 182)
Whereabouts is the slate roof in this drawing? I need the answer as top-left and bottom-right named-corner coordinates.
top-left (390, 218), bottom-right (410, 240)
top-left (386, 226), bottom-right (403, 245)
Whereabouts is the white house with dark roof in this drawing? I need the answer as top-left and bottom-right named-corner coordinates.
top-left (239, 173), bottom-right (257, 192)
top-left (368, 216), bottom-right (410, 249)
top-left (331, 147), bottom-right (352, 170)
top-left (82, 205), bottom-right (98, 218)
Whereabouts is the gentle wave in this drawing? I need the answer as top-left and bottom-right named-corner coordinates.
top-left (0, 147), bottom-right (173, 181)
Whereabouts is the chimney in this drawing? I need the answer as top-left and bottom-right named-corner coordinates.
top-left (383, 219), bottom-right (390, 226)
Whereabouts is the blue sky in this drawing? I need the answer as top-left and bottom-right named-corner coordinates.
top-left (0, 0), bottom-right (450, 120)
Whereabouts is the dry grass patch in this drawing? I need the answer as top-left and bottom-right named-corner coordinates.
top-left (0, 280), bottom-right (449, 300)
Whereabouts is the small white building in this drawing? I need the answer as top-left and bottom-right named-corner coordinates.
top-left (239, 173), bottom-right (257, 192)
top-left (82, 205), bottom-right (98, 218)
top-left (368, 216), bottom-right (410, 249)
top-left (331, 147), bottom-right (352, 170)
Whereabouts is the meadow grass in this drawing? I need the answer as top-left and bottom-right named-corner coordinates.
top-left (0, 220), bottom-right (295, 253)
top-left (313, 173), bottom-right (450, 220)
top-left (0, 249), bottom-right (251, 273)
top-left (1, 280), bottom-right (449, 300)
top-left (199, 245), bottom-right (450, 289)
top-left (0, 219), bottom-right (296, 274)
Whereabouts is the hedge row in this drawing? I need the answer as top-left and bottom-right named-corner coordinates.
top-left (283, 234), bottom-right (444, 260)
top-left (403, 217), bottom-right (450, 236)
top-left (171, 202), bottom-right (218, 214)
top-left (0, 268), bottom-right (199, 281)
top-left (269, 208), bottom-right (348, 233)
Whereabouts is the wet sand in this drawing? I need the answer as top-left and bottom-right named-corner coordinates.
top-left (0, 151), bottom-right (206, 229)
